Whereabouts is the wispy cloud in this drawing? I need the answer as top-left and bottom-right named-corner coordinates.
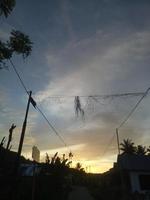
top-left (31, 28), bottom-right (150, 172)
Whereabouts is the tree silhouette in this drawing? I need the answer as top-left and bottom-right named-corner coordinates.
top-left (45, 152), bottom-right (50, 164)
top-left (120, 139), bottom-right (136, 155)
top-left (147, 146), bottom-right (150, 155)
top-left (45, 152), bottom-right (72, 168)
top-left (51, 152), bottom-right (58, 165)
top-left (0, 40), bottom-right (12, 67)
top-left (69, 152), bottom-right (73, 160)
top-left (9, 30), bottom-right (32, 58)
top-left (75, 162), bottom-right (84, 171)
top-left (0, 0), bottom-right (16, 17)
top-left (135, 145), bottom-right (147, 155)
top-left (76, 162), bottom-right (82, 170)
top-left (0, 1), bottom-right (32, 69)
top-left (0, 30), bottom-right (32, 66)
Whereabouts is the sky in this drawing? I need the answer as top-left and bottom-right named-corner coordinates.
top-left (1, 0), bottom-right (150, 173)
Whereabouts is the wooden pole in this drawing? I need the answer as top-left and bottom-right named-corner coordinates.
top-left (116, 128), bottom-right (120, 155)
top-left (12, 91), bottom-right (32, 200)
top-left (17, 91), bottom-right (32, 159)
top-left (13, 91), bottom-right (32, 176)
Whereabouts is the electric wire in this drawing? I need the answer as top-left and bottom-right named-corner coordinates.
top-left (36, 106), bottom-right (69, 150)
top-left (9, 59), bottom-right (28, 94)
top-left (100, 88), bottom-right (150, 159)
top-left (9, 59), bottom-right (71, 151)
top-left (117, 87), bottom-right (150, 129)
top-left (9, 59), bottom-right (150, 162)
top-left (41, 93), bottom-right (145, 99)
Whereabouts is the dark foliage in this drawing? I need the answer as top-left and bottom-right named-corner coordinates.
top-left (120, 138), bottom-right (150, 156)
top-left (9, 30), bottom-right (32, 58)
top-left (0, 30), bottom-right (32, 68)
top-left (136, 145), bottom-right (147, 155)
top-left (0, 0), bottom-right (16, 17)
top-left (0, 1), bottom-right (32, 69)
top-left (120, 139), bottom-right (136, 155)
top-left (0, 41), bottom-right (12, 60)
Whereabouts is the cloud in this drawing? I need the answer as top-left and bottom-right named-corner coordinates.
top-left (1, 0), bottom-right (150, 172)
top-left (45, 28), bottom-right (150, 94)
top-left (31, 27), bottom-right (150, 172)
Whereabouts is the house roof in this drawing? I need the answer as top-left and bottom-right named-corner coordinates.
top-left (117, 154), bottom-right (150, 171)
top-left (20, 164), bottom-right (41, 176)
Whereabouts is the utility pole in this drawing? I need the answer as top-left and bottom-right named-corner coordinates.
top-left (17, 91), bottom-right (32, 160)
top-left (12, 91), bottom-right (32, 200)
top-left (116, 129), bottom-right (126, 197)
top-left (116, 128), bottom-right (120, 155)
top-left (12, 91), bottom-right (33, 174)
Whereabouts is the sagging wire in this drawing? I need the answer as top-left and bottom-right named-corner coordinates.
top-left (99, 88), bottom-right (150, 159)
top-left (117, 87), bottom-right (150, 130)
top-left (9, 59), bottom-right (71, 152)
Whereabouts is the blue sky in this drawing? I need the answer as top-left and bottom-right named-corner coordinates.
top-left (1, 0), bottom-right (150, 172)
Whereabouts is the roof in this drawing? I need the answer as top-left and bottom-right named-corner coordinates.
top-left (117, 154), bottom-right (150, 171)
top-left (20, 164), bottom-right (41, 176)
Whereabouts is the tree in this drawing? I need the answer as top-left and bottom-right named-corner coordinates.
top-left (45, 153), bottom-right (50, 164)
top-left (120, 139), bottom-right (136, 155)
top-left (0, 1), bottom-right (32, 69)
top-left (0, 30), bottom-right (32, 67)
top-left (147, 146), bottom-right (150, 156)
top-left (136, 145), bottom-right (147, 155)
top-left (45, 152), bottom-right (72, 168)
top-left (75, 162), bottom-right (84, 171)
top-left (0, 0), bottom-right (16, 18)
top-left (9, 30), bottom-right (32, 58)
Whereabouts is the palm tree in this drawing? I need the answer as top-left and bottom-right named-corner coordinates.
top-left (120, 139), bottom-right (136, 155)
top-left (147, 146), bottom-right (150, 156)
top-left (136, 145), bottom-right (147, 155)
top-left (0, 0), bottom-right (16, 17)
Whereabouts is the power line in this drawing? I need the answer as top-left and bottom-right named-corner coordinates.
top-left (117, 87), bottom-right (150, 129)
top-left (9, 59), bottom-right (150, 160)
top-left (36, 106), bottom-right (69, 150)
top-left (100, 88), bottom-right (150, 159)
top-left (9, 59), bottom-right (28, 94)
top-left (9, 59), bottom-right (70, 151)
top-left (114, 87), bottom-right (150, 156)
top-left (40, 92), bottom-right (145, 99)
